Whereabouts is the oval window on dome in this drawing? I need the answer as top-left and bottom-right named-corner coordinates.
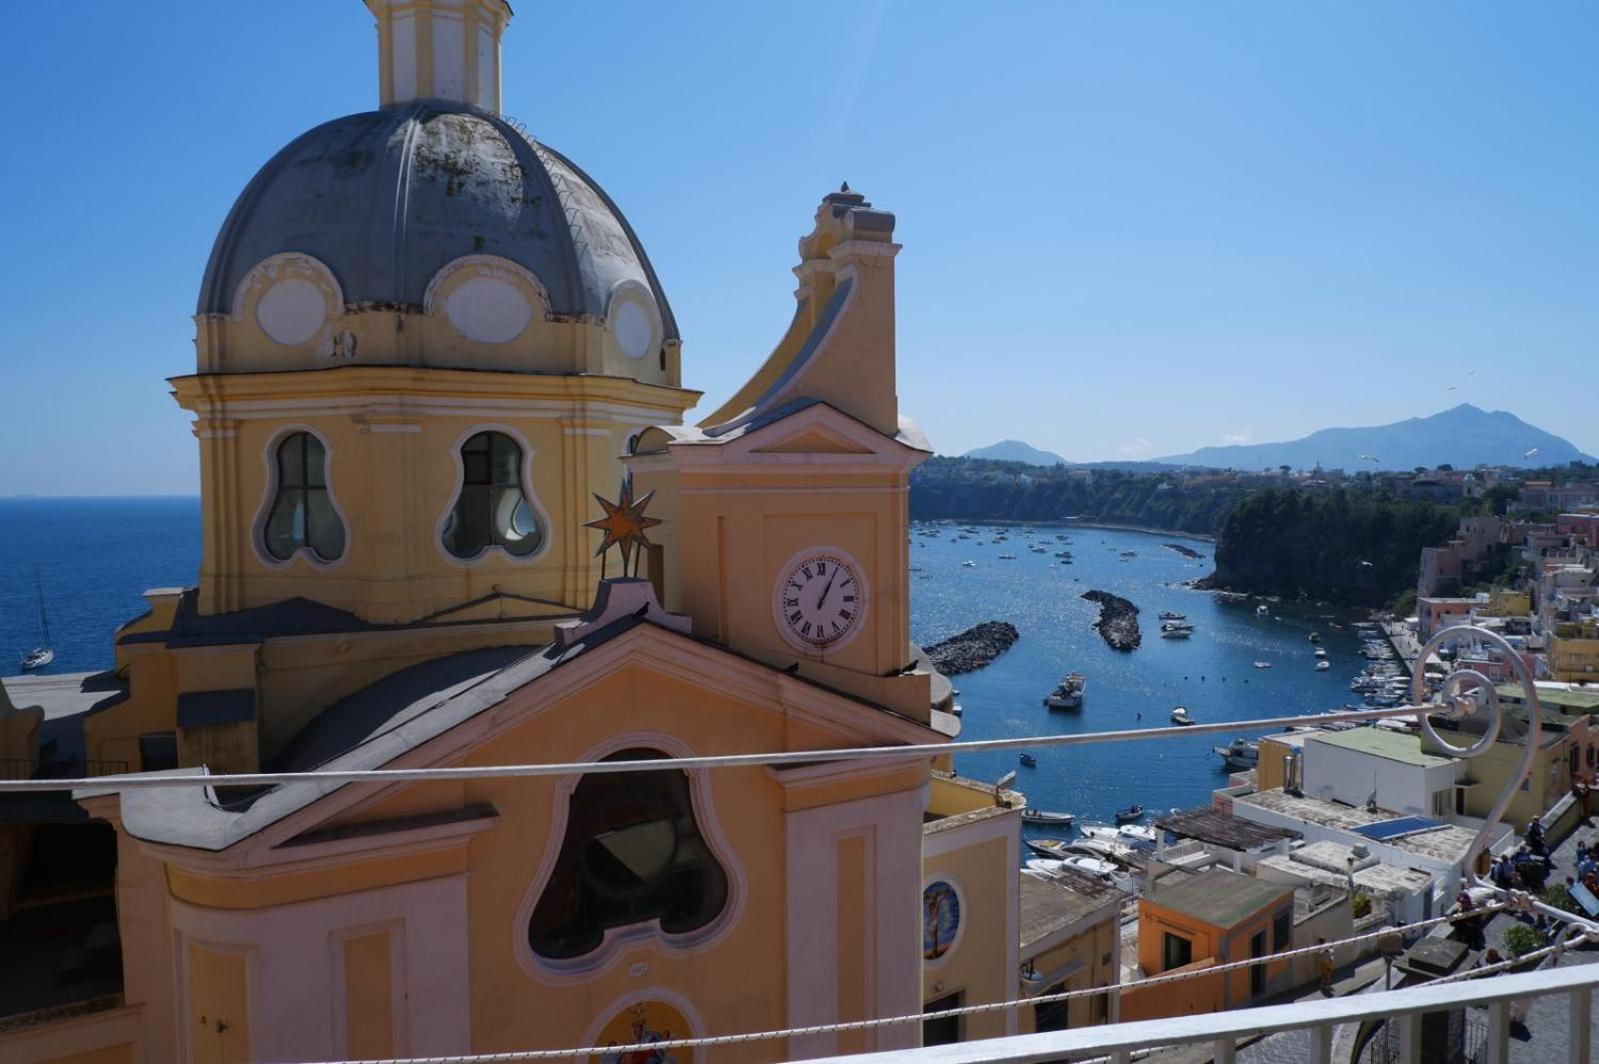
top-left (445, 276), bottom-right (532, 344)
top-left (256, 279), bottom-right (328, 346)
top-left (614, 299), bottom-right (654, 360)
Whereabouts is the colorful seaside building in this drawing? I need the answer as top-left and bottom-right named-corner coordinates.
top-left (0, 4), bottom-right (1097, 1060)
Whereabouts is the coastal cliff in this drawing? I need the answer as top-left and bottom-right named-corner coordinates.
top-left (1199, 489), bottom-right (1459, 609)
top-left (1081, 591), bottom-right (1140, 651)
top-left (911, 458), bottom-right (1244, 536)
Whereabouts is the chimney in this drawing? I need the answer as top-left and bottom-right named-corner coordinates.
top-left (365, 0), bottom-right (512, 111)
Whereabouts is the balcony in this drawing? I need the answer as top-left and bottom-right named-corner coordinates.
top-left (810, 962), bottom-right (1599, 1063)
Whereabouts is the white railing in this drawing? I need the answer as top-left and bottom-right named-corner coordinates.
top-left (809, 962), bottom-right (1599, 1064)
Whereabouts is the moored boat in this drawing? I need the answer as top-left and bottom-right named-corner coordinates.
top-left (1170, 706), bottom-right (1194, 726)
top-left (1020, 808), bottom-right (1074, 826)
top-left (1019, 753), bottom-right (1037, 767)
top-left (1114, 804), bottom-right (1145, 824)
top-left (1212, 738), bottom-right (1259, 770)
top-left (1043, 673), bottom-right (1086, 709)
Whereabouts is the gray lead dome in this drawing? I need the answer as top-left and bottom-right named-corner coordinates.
top-left (197, 100), bottom-right (677, 339)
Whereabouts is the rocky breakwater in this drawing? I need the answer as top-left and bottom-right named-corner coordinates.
top-left (925, 621), bottom-right (1020, 675)
top-left (1164, 542), bottom-right (1203, 559)
top-left (1081, 590), bottom-right (1141, 651)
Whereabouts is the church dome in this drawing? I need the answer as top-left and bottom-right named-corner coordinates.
top-left (196, 100), bottom-right (678, 343)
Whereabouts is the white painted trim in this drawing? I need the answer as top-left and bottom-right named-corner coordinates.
top-left (169, 875), bottom-right (471, 1061)
top-left (421, 254), bottom-right (552, 322)
top-left (511, 731), bottom-right (749, 985)
top-left (433, 422), bottom-right (555, 568)
top-left (771, 544), bottom-right (871, 658)
top-left (181, 394), bottom-right (685, 427)
top-left (327, 917), bottom-right (410, 1059)
top-left (250, 423), bottom-right (352, 572)
top-left (606, 279), bottom-right (661, 360)
top-left (579, 986), bottom-right (708, 1064)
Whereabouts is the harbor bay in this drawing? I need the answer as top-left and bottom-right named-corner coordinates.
top-left (909, 520), bottom-right (1371, 841)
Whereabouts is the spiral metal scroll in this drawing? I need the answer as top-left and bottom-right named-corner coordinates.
top-left (1410, 624), bottom-right (1560, 899)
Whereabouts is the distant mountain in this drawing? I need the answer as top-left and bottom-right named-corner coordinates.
top-left (964, 439), bottom-right (1069, 466)
top-left (1157, 405), bottom-right (1595, 472)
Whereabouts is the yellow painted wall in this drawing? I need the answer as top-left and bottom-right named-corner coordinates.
top-left (187, 942), bottom-right (251, 1063)
top-left (172, 367), bottom-right (695, 625)
top-left (1551, 636), bottom-right (1599, 682)
top-left (1134, 892), bottom-right (1290, 1017)
top-left (1016, 918), bottom-right (1119, 1033)
top-left (922, 835), bottom-right (1013, 1043)
top-left (343, 931), bottom-right (396, 1059)
top-left (1256, 737), bottom-right (1297, 792)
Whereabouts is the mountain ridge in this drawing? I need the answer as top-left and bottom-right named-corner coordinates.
top-left (963, 439), bottom-right (1069, 466)
top-left (1156, 404), bottom-right (1594, 471)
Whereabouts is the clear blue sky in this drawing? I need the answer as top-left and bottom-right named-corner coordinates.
top-left (2, 2), bottom-right (1596, 495)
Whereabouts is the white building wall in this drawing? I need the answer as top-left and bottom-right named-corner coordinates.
top-left (1301, 741), bottom-right (1460, 817)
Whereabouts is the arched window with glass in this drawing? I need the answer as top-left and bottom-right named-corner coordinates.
top-left (263, 431), bottom-right (346, 562)
top-left (443, 431), bottom-right (544, 559)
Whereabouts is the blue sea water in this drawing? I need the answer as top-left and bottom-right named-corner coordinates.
top-left (0, 498), bottom-right (201, 674)
top-left (908, 522), bottom-right (1367, 834)
top-left (0, 500), bottom-right (1360, 836)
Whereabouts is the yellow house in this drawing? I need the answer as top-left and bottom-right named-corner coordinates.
top-left (1549, 626), bottom-right (1599, 683)
top-left (1017, 869), bottom-right (1124, 1035)
top-left (0, 4), bottom-right (1040, 1061)
top-left (1121, 867), bottom-right (1293, 1021)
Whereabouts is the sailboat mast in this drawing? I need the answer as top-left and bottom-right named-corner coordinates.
top-left (33, 566), bottom-right (49, 646)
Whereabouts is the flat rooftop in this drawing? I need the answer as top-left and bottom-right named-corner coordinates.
top-left (1143, 866), bottom-right (1291, 929)
top-left (1234, 788), bottom-right (1485, 864)
top-left (1257, 849), bottom-right (1432, 899)
top-left (1155, 807), bottom-right (1298, 851)
top-left (1019, 868), bottom-right (1123, 952)
top-left (1308, 728), bottom-right (1454, 768)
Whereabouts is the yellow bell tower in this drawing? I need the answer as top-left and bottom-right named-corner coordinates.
top-left (631, 187), bottom-right (944, 725)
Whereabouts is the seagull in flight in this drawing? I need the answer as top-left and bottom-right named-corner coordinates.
top-left (1524, 447), bottom-right (1541, 459)
top-left (1356, 453), bottom-right (1379, 463)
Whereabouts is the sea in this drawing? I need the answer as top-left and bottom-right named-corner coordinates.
top-left (0, 499), bottom-right (1366, 837)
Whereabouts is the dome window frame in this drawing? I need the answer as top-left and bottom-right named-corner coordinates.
top-left (435, 424), bottom-right (553, 567)
top-left (252, 425), bottom-right (351, 570)
top-left (423, 255), bottom-right (551, 347)
top-left (229, 253), bottom-right (345, 351)
top-left (607, 280), bottom-right (661, 362)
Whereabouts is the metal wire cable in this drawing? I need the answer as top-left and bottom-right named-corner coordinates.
top-left (293, 903), bottom-right (1512, 1064)
top-left (0, 704), bottom-right (1429, 793)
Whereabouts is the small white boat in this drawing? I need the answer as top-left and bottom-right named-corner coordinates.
top-left (1316, 660), bottom-right (1332, 671)
top-left (1020, 808), bottom-right (1075, 826)
top-left (1081, 824), bottom-right (1157, 849)
top-left (1160, 624), bottom-right (1193, 639)
top-left (1256, 604), bottom-right (1270, 617)
top-left (1314, 648), bottom-right (1328, 658)
top-left (1158, 612), bottom-right (1187, 621)
top-left (1212, 738), bottom-right (1259, 770)
top-left (1170, 706), bottom-right (1194, 726)
top-left (19, 566), bottom-right (53, 671)
top-left (1253, 661), bottom-right (1273, 670)
top-left (961, 560), bottom-right (977, 568)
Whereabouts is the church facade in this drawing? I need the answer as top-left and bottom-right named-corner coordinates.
top-left (0, 3), bottom-right (1121, 1061)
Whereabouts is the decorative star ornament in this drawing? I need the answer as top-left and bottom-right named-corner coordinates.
top-left (585, 484), bottom-right (662, 576)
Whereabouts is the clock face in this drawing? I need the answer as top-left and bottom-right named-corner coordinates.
top-left (775, 550), bottom-right (865, 651)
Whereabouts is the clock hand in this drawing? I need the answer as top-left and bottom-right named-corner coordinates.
top-left (815, 568), bottom-right (839, 613)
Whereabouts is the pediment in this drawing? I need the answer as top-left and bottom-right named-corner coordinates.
top-left (724, 401), bottom-right (915, 466)
top-left (751, 426), bottom-right (875, 455)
